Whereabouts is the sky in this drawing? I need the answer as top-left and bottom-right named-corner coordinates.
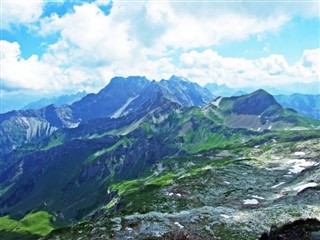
top-left (1, 0), bottom-right (319, 100)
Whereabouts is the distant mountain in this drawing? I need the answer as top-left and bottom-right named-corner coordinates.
top-left (232, 90), bottom-right (247, 96)
top-left (275, 94), bottom-right (320, 120)
top-left (0, 76), bottom-right (215, 156)
top-left (204, 89), bottom-right (318, 131)
top-left (277, 82), bottom-right (320, 95)
top-left (0, 93), bottom-right (40, 114)
top-left (205, 83), bottom-right (238, 97)
top-left (22, 91), bottom-right (87, 110)
top-left (205, 82), bottom-right (320, 97)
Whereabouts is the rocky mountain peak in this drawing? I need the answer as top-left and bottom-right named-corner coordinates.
top-left (168, 75), bottom-right (190, 83)
top-left (232, 89), bottom-right (281, 115)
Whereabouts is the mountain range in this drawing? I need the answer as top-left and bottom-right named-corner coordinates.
top-left (0, 76), bottom-right (319, 240)
top-left (22, 91), bottom-right (87, 111)
top-left (274, 93), bottom-right (320, 120)
top-left (0, 76), bottom-right (213, 156)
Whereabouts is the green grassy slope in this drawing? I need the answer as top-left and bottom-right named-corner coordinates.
top-left (0, 211), bottom-right (53, 239)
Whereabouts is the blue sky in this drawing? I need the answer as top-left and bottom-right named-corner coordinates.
top-left (1, 0), bottom-right (319, 99)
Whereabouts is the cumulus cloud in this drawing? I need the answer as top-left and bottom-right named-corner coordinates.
top-left (1, 1), bottom-right (45, 30)
top-left (178, 49), bottom-right (320, 87)
top-left (0, 40), bottom-right (100, 92)
top-left (108, 1), bottom-right (290, 52)
top-left (300, 49), bottom-right (320, 75)
top-left (1, 1), bottom-right (319, 93)
top-left (39, 3), bottom-right (138, 66)
top-left (2, 39), bottom-right (318, 92)
top-left (37, 1), bottom-right (293, 59)
top-left (1, 40), bottom-right (59, 91)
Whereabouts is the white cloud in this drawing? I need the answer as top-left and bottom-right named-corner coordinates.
top-left (0, 40), bottom-right (100, 92)
top-left (158, 10), bottom-right (288, 50)
top-left (1, 1), bottom-right (45, 30)
top-left (39, 3), bottom-right (138, 66)
top-left (1, 40), bottom-right (59, 91)
top-left (2, 39), bottom-right (317, 92)
top-left (107, 1), bottom-right (290, 52)
top-left (178, 49), bottom-right (320, 87)
top-left (287, 49), bottom-right (320, 80)
top-left (258, 55), bottom-right (289, 75)
top-left (301, 49), bottom-right (320, 75)
top-left (1, 1), bottom-right (318, 93)
top-left (38, 1), bottom-right (292, 59)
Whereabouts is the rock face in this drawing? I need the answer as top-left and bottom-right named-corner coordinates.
top-left (0, 105), bottom-right (75, 156)
top-left (260, 219), bottom-right (320, 240)
top-left (71, 76), bottom-right (150, 121)
top-left (158, 75), bottom-right (214, 107)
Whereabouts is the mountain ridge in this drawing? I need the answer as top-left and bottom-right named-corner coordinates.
top-left (0, 76), bottom-right (215, 156)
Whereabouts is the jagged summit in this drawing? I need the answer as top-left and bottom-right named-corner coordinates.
top-left (168, 75), bottom-right (191, 82)
top-left (107, 75), bottom-right (149, 86)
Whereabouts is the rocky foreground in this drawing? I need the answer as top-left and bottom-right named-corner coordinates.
top-left (42, 136), bottom-right (320, 239)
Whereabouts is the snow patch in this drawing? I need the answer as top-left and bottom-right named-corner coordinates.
top-left (294, 151), bottom-right (306, 156)
top-left (212, 97), bottom-right (222, 108)
top-left (111, 96), bottom-right (137, 118)
top-left (288, 165), bottom-right (305, 174)
top-left (294, 182), bottom-right (318, 192)
top-left (166, 192), bottom-right (182, 198)
top-left (252, 195), bottom-right (265, 200)
top-left (287, 159), bottom-right (315, 174)
top-left (174, 222), bottom-right (184, 229)
top-left (271, 182), bottom-right (285, 189)
top-left (243, 199), bottom-right (259, 205)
